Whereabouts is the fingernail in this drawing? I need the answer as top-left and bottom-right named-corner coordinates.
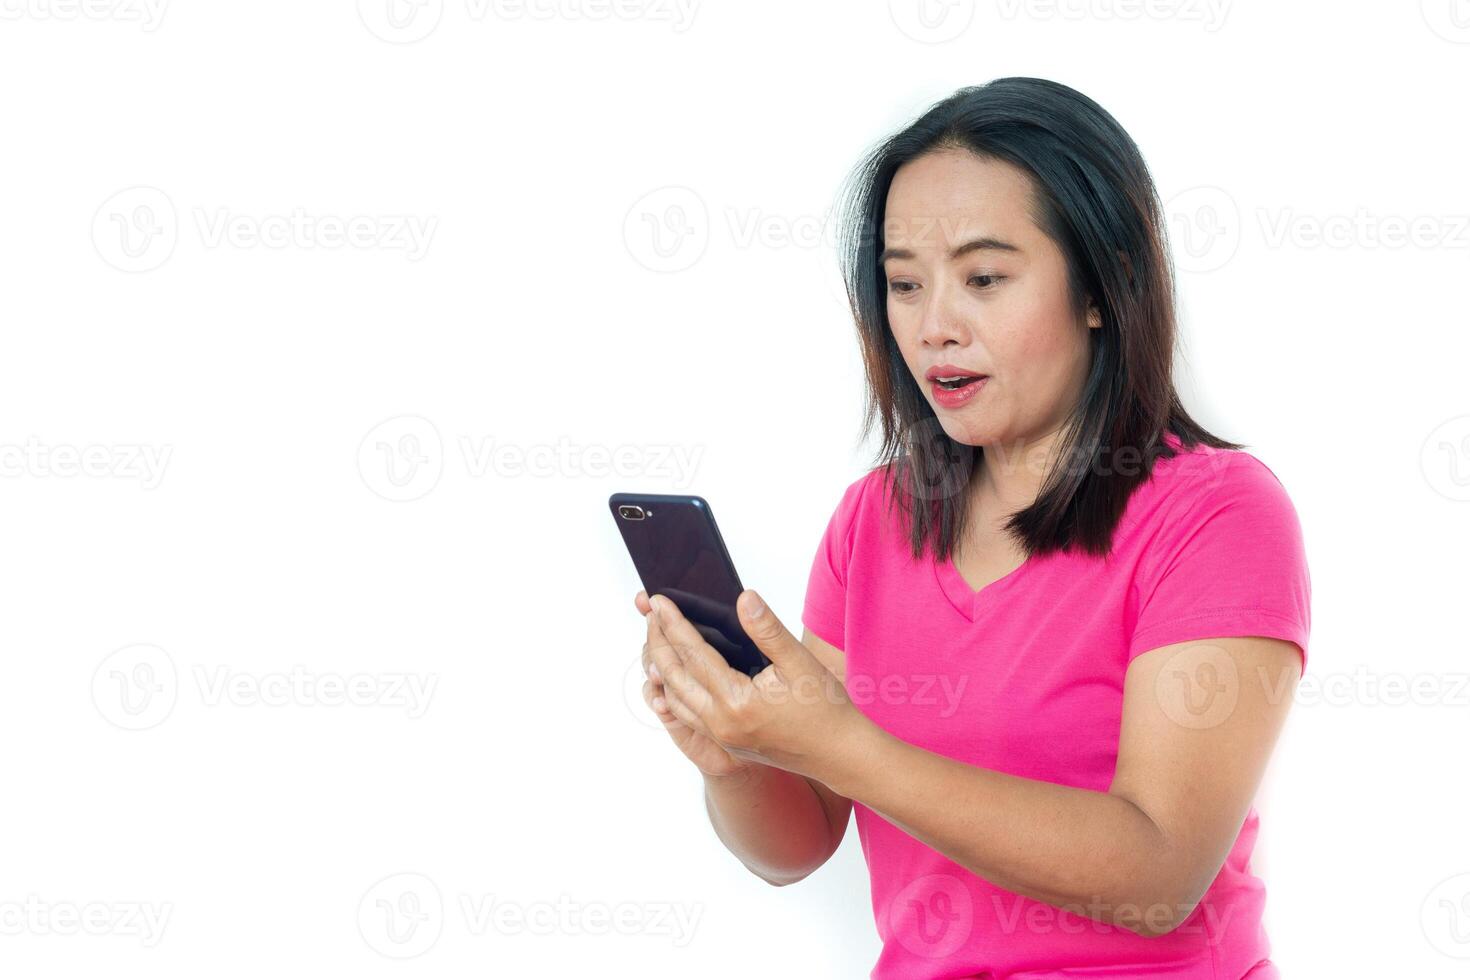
top-left (743, 591), bottom-right (765, 618)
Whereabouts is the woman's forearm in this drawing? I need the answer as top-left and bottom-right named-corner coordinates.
top-left (820, 716), bottom-right (1186, 935)
top-left (702, 765), bottom-right (839, 886)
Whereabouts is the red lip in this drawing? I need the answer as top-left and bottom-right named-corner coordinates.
top-left (930, 374), bottom-right (988, 408)
top-left (925, 363), bottom-right (989, 382)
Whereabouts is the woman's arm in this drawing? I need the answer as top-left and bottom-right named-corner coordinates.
top-left (702, 765), bottom-right (850, 886)
top-left (818, 634), bottom-right (1302, 937)
top-left (647, 592), bottom-right (1301, 938)
top-left (689, 628), bottom-right (853, 886)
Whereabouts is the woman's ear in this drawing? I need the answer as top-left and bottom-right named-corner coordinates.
top-left (1086, 302), bottom-right (1102, 330)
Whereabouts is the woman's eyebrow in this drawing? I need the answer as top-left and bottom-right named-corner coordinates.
top-left (879, 236), bottom-right (1021, 264)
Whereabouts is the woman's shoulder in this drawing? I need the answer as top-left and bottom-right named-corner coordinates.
top-left (813, 461), bottom-right (911, 553)
top-left (1129, 434), bottom-right (1301, 540)
top-left (827, 460), bottom-right (903, 508)
top-left (1151, 435), bottom-right (1292, 500)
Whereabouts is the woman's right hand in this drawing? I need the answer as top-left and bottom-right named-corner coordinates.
top-left (636, 589), bottom-right (755, 780)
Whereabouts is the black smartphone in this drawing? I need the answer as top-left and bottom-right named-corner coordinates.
top-left (609, 492), bottom-right (771, 678)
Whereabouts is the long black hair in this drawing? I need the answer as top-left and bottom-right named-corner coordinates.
top-left (835, 76), bottom-right (1241, 562)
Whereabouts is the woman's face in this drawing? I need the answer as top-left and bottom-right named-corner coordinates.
top-left (882, 148), bottom-right (1098, 455)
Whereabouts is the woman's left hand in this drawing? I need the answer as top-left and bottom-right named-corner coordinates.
top-left (643, 589), bottom-right (864, 781)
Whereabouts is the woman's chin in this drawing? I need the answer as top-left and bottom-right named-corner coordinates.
top-left (930, 412), bottom-right (992, 443)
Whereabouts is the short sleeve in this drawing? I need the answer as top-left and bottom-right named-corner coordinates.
top-left (1128, 452), bottom-right (1311, 670)
top-left (800, 471), bottom-right (872, 651)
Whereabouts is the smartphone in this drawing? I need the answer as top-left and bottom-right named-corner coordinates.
top-left (609, 492), bottom-right (771, 678)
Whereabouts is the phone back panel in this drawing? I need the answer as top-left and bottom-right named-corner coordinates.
top-left (609, 493), bottom-right (770, 677)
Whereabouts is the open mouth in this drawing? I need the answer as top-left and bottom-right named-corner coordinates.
top-left (934, 375), bottom-right (986, 391)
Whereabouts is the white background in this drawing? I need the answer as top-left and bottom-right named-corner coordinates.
top-left (2, 1), bottom-right (1467, 976)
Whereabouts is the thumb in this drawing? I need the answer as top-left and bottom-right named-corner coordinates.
top-left (737, 590), bottom-right (816, 671)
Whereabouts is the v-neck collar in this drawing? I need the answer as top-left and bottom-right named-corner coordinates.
top-left (932, 548), bottom-right (1034, 622)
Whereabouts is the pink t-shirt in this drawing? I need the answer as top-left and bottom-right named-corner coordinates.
top-left (801, 432), bottom-right (1310, 980)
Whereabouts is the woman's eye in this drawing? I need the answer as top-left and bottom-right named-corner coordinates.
top-left (888, 275), bottom-right (1002, 294)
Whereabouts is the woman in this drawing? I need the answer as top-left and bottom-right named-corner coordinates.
top-left (636, 77), bottom-right (1309, 979)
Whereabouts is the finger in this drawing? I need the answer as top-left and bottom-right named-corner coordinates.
top-left (643, 677), bottom-right (676, 722)
top-left (650, 634), bottom-right (720, 728)
top-left (647, 601), bottom-right (742, 726)
top-left (645, 615), bottom-right (699, 725)
top-left (634, 589), bottom-right (651, 616)
top-left (649, 594), bottom-right (745, 698)
top-left (645, 617), bottom-right (711, 708)
top-left (736, 589), bottom-right (819, 674)
top-left (660, 684), bottom-right (717, 739)
top-left (642, 633), bottom-right (659, 679)
top-left (642, 654), bottom-right (663, 686)
top-left (646, 605), bottom-right (686, 665)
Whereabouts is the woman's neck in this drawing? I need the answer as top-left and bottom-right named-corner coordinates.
top-left (973, 425), bottom-right (1070, 517)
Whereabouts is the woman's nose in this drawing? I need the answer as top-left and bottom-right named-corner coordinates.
top-left (916, 284), bottom-right (968, 347)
